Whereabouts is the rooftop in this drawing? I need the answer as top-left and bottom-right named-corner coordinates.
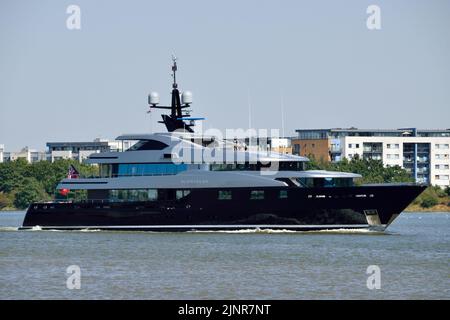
top-left (295, 128), bottom-right (450, 133)
top-left (46, 141), bottom-right (110, 147)
top-left (294, 128), bottom-right (450, 138)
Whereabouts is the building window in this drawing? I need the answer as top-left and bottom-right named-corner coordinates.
top-left (435, 154), bottom-right (450, 160)
top-left (218, 190), bottom-right (232, 200)
top-left (356, 144), bottom-right (360, 148)
top-left (387, 154), bottom-right (400, 160)
top-left (293, 144), bottom-right (300, 155)
top-left (363, 142), bottom-right (382, 160)
top-left (250, 190), bottom-right (264, 200)
top-left (279, 190), bottom-right (288, 199)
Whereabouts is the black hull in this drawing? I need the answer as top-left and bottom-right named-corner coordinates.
top-left (21, 185), bottom-right (426, 232)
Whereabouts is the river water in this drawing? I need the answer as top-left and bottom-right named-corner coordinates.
top-left (0, 211), bottom-right (448, 299)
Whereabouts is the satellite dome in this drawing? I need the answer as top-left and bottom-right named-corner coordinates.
top-left (148, 92), bottom-right (159, 105)
top-left (181, 91), bottom-right (193, 104)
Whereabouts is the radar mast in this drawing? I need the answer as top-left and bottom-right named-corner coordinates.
top-left (147, 57), bottom-right (204, 132)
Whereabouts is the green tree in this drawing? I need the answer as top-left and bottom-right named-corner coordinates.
top-left (0, 192), bottom-right (14, 210)
top-left (445, 186), bottom-right (450, 196)
top-left (28, 159), bottom-right (99, 195)
top-left (420, 194), bottom-right (439, 208)
top-left (0, 158), bottom-right (30, 193)
top-left (13, 177), bottom-right (49, 209)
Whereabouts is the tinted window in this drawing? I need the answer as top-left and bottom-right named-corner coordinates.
top-left (279, 190), bottom-right (288, 199)
top-left (250, 190), bottom-right (264, 200)
top-left (128, 140), bottom-right (168, 151)
top-left (218, 190), bottom-right (232, 200)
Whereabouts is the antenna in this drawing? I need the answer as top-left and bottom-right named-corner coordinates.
top-left (280, 89), bottom-right (285, 138)
top-left (171, 55), bottom-right (178, 88)
top-left (147, 57), bottom-right (204, 133)
top-left (247, 89), bottom-right (252, 130)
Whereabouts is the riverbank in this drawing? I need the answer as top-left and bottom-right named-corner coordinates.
top-left (405, 204), bottom-right (450, 212)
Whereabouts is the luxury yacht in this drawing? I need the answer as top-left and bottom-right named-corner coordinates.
top-left (21, 59), bottom-right (426, 231)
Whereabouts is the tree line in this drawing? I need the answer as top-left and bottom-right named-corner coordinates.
top-left (0, 159), bottom-right (98, 210)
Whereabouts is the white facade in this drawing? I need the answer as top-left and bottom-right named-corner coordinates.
top-left (0, 140), bottom-right (138, 164)
top-left (47, 139), bottom-right (138, 163)
top-left (49, 148), bottom-right (103, 163)
top-left (0, 147), bottom-right (46, 163)
top-left (270, 138), bottom-right (291, 149)
top-left (341, 136), bottom-right (450, 187)
top-left (49, 150), bottom-right (73, 162)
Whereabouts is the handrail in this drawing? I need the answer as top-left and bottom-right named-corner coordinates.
top-left (34, 198), bottom-right (164, 204)
top-left (71, 172), bottom-right (180, 179)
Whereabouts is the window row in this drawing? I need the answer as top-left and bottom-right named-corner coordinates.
top-left (386, 154), bottom-right (400, 160)
top-left (210, 161), bottom-right (305, 171)
top-left (387, 143), bottom-right (400, 149)
top-left (109, 189), bottom-right (191, 201)
top-left (435, 154), bottom-right (449, 160)
top-left (100, 163), bottom-right (188, 177)
top-left (218, 190), bottom-right (288, 200)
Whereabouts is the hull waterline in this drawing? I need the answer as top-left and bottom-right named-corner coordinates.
top-left (20, 185), bottom-right (426, 232)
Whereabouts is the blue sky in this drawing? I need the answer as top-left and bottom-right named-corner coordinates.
top-left (1, 0), bottom-right (449, 150)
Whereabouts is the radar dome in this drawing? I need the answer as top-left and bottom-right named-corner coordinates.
top-left (181, 91), bottom-right (193, 104)
top-left (148, 92), bottom-right (159, 105)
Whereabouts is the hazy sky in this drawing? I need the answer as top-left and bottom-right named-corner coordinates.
top-left (1, 0), bottom-right (449, 150)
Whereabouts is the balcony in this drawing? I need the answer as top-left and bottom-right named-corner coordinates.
top-left (329, 146), bottom-right (342, 153)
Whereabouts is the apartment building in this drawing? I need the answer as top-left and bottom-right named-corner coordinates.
top-left (292, 128), bottom-right (450, 187)
top-left (0, 144), bottom-right (4, 163)
top-left (0, 146), bottom-right (46, 163)
top-left (46, 138), bottom-right (137, 163)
